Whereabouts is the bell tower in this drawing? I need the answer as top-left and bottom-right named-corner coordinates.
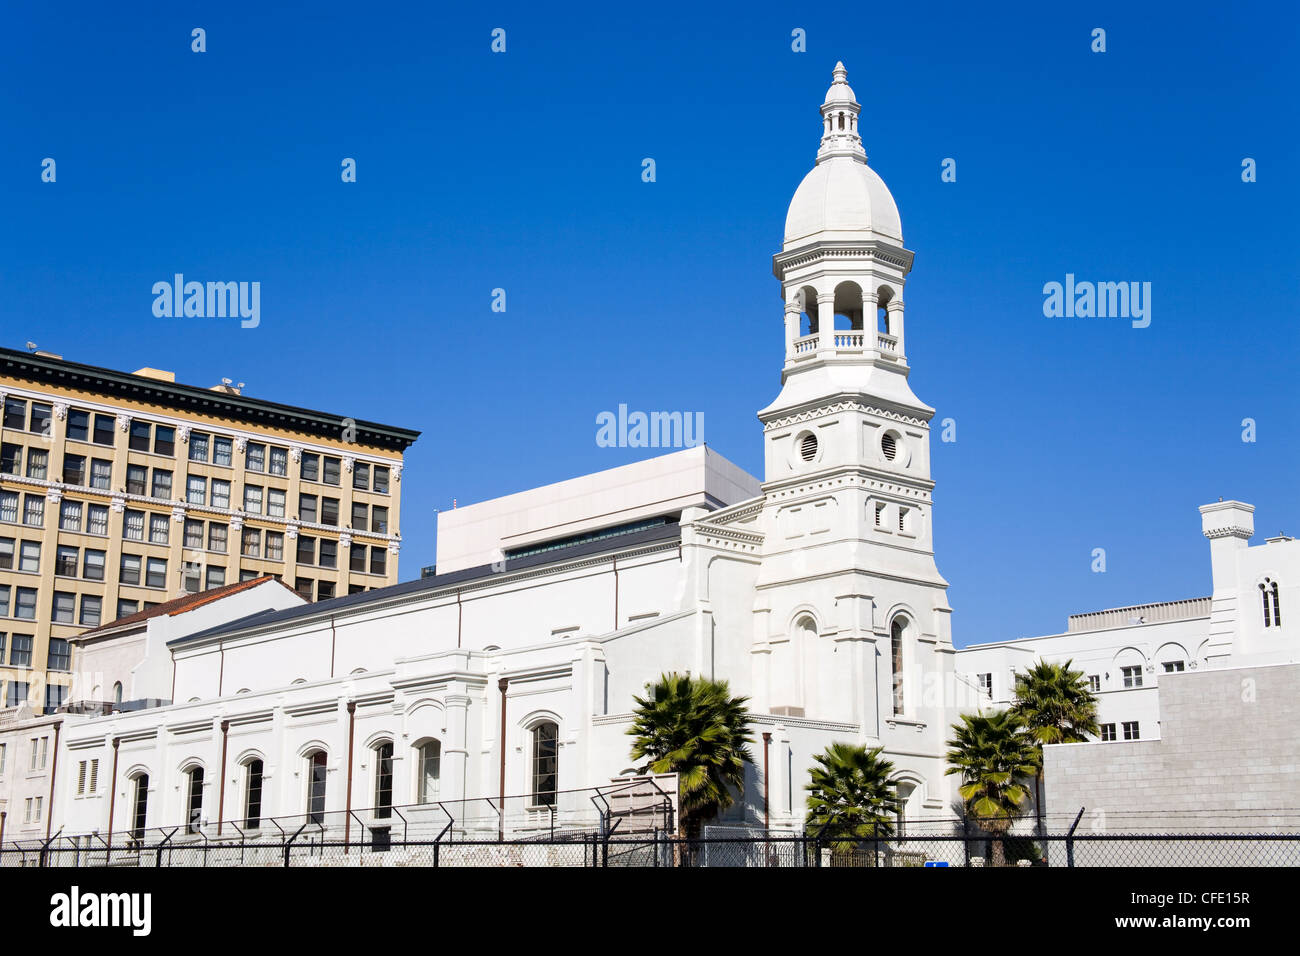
top-left (750, 64), bottom-right (954, 754)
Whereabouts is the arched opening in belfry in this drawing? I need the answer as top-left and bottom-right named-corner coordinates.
top-left (876, 285), bottom-right (895, 335)
top-left (833, 280), bottom-right (865, 331)
top-left (797, 285), bottom-right (819, 336)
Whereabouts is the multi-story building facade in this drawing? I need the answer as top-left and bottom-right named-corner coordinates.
top-left (0, 347), bottom-right (419, 715)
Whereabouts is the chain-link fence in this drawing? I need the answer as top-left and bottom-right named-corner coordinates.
top-left (6, 828), bottom-right (1299, 868)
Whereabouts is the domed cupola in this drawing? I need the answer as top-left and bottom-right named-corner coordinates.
top-left (784, 62), bottom-right (903, 249)
top-left (766, 62), bottom-right (921, 406)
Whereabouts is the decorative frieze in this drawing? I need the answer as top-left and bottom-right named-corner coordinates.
top-left (763, 400), bottom-right (929, 431)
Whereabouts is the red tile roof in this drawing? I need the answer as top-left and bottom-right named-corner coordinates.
top-left (74, 575), bottom-right (297, 639)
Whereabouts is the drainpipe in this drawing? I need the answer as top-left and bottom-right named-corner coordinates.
top-left (45, 721), bottom-right (62, 840)
top-left (106, 737), bottom-right (120, 853)
top-left (170, 652), bottom-right (177, 703)
top-left (218, 640), bottom-right (225, 696)
top-left (497, 677), bottom-right (509, 841)
top-left (343, 701), bottom-right (356, 850)
top-left (0, 810), bottom-right (6, 849)
top-left (216, 721), bottom-right (230, 835)
top-left (612, 557), bottom-right (619, 631)
top-left (329, 615), bottom-right (337, 678)
top-left (762, 732), bottom-right (772, 831)
top-left (456, 591), bottom-right (463, 648)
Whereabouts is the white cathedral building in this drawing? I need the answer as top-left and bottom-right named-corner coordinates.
top-left (14, 64), bottom-right (1298, 847)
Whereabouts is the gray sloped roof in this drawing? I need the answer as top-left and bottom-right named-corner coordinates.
top-left (169, 519), bottom-right (682, 647)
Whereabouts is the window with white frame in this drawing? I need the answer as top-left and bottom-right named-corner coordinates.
top-left (185, 766), bottom-right (204, 833)
top-left (306, 750), bottom-right (327, 824)
top-left (1260, 578), bottom-right (1281, 628)
top-left (1121, 665), bottom-right (1143, 688)
top-left (130, 773), bottom-right (149, 839)
top-left (373, 741), bottom-right (394, 819)
top-left (416, 740), bottom-right (441, 804)
top-left (890, 618), bottom-right (906, 715)
top-left (531, 722), bottom-right (558, 807)
top-left (243, 759), bottom-right (264, 830)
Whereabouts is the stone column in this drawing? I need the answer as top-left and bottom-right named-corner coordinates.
top-left (887, 298), bottom-right (905, 357)
top-left (861, 289), bottom-right (878, 339)
top-left (817, 292), bottom-right (836, 352)
top-left (784, 298), bottom-right (801, 359)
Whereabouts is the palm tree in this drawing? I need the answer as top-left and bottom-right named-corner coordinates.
top-left (805, 743), bottom-right (899, 866)
top-left (944, 709), bottom-right (1038, 866)
top-left (1011, 659), bottom-right (1100, 849)
top-left (627, 673), bottom-right (754, 841)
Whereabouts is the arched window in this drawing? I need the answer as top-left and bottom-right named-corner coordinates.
top-left (832, 280), bottom-right (865, 332)
top-left (890, 618), bottom-right (905, 715)
top-left (876, 286), bottom-right (895, 334)
top-left (243, 759), bottom-right (264, 830)
top-left (893, 780), bottom-right (915, 836)
top-left (306, 750), bottom-right (327, 824)
top-left (129, 773), bottom-right (149, 841)
top-left (416, 740), bottom-right (441, 804)
top-left (531, 721), bottom-right (559, 807)
top-left (373, 741), bottom-right (394, 819)
top-left (113, 682), bottom-right (123, 705)
top-left (1261, 579), bottom-right (1281, 628)
top-left (185, 766), bottom-right (204, 834)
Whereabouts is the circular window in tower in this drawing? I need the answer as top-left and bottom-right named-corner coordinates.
top-left (880, 430), bottom-right (907, 463)
top-left (798, 432), bottom-right (818, 462)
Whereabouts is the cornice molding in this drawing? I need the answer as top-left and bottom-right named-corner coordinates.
top-left (773, 241), bottom-right (915, 277)
top-left (1204, 527), bottom-right (1253, 540)
top-left (0, 382), bottom-right (407, 465)
top-left (762, 399), bottom-right (930, 432)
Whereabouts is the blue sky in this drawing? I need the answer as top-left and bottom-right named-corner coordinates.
top-left (2, 2), bottom-right (1297, 647)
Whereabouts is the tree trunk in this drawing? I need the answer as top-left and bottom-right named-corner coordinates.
top-left (992, 833), bottom-right (1007, 867)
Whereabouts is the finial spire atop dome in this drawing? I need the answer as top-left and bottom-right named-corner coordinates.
top-left (817, 61), bottom-right (865, 164)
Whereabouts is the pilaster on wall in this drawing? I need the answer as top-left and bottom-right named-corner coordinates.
top-left (750, 600), bottom-right (772, 714)
top-left (443, 691), bottom-right (472, 805)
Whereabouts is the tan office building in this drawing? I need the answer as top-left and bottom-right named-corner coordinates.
top-left (0, 346), bottom-right (419, 714)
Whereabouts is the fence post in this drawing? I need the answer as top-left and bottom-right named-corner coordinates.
top-left (284, 823), bottom-right (307, 868)
top-left (1065, 806), bottom-right (1085, 869)
top-left (963, 816), bottom-right (971, 868)
top-left (38, 833), bottom-right (57, 868)
top-left (155, 829), bottom-right (176, 868)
